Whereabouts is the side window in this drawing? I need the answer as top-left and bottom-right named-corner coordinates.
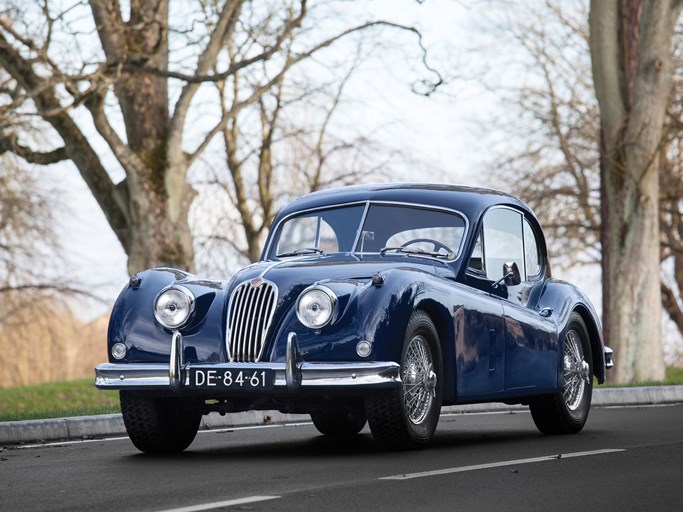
top-left (483, 208), bottom-right (524, 282)
top-left (523, 218), bottom-right (541, 278)
top-left (467, 229), bottom-right (485, 273)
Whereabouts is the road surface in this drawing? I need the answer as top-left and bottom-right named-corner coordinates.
top-left (1, 404), bottom-right (681, 511)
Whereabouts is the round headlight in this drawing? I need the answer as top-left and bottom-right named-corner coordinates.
top-left (154, 286), bottom-right (195, 330)
top-left (296, 286), bottom-right (336, 329)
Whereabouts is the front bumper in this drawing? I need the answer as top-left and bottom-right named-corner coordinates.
top-left (95, 332), bottom-right (401, 393)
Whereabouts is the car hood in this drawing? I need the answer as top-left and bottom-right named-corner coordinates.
top-left (223, 255), bottom-right (456, 362)
top-left (229, 254), bottom-right (454, 292)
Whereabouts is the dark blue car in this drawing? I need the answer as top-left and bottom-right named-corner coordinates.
top-left (96, 183), bottom-right (613, 452)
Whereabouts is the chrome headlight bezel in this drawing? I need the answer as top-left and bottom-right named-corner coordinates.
top-left (153, 285), bottom-right (195, 330)
top-left (296, 285), bottom-right (337, 329)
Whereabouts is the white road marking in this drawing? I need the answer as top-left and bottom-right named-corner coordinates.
top-left (380, 448), bottom-right (625, 480)
top-left (17, 436), bottom-right (130, 449)
top-left (15, 422), bottom-right (313, 449)
top-left (154, 496), bottom-right (280, 512)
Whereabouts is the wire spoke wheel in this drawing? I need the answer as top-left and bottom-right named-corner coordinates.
top-left (529, 312), bottom-right (593, 435)
top-left (563, 330), bottom-right (589, 411)
top-left (402, 335), bottom-right (437, 425)
top-left (365, 310), bottom-right (442, 449)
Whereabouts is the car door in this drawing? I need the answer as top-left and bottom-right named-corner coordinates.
top-left (482, 207), bottom-right (557, 393)
top-left (457, 228), bottom-right (507, 399)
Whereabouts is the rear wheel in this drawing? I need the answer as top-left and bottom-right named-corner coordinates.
top-left (529, 313), bottom-right (593, 434)
top-left (120, 391), bottom-right (202, 453)
top-left (366, 310), bottom-right (443, 449)
top-left (310, 406), bottom-right (367, 436)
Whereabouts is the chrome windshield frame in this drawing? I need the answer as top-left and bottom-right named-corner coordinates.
top-left (264, 200), bottom-right (469, 264)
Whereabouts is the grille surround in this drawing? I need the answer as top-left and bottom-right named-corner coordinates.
top-left (226, 279), bottom-right (278, 362)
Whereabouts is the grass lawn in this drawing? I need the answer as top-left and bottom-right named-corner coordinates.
top-left (603, 366), bottom-right (683, 388)
top-left (0, 379), bottom-right (119, 422)
top-left (667, 366), bottom-right (683, 383)
top-left (1, 367), bottom-right (682, 422)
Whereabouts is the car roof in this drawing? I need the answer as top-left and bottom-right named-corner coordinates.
top-left (275, 183), bottom-right (533, 224)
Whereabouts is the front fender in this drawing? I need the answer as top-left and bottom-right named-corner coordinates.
top-left (107, 268), bottom-right (229, 364)
top-left (267, 268), bottom-right (426, 364)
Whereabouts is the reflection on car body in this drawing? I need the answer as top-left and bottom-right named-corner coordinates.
top-left (96, 183), bottom-right (613, 453)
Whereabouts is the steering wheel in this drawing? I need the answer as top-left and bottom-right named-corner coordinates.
top-left (400, 238), bottom-right (454, 255)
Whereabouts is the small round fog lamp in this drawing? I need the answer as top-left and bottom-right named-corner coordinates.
top-left (356, 340), bottom-right (373, 358)
top-left (112, 342), bottom-right (127, 360)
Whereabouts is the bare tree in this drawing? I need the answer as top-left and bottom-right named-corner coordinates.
top-left (486, 1), bottom-right (601, 268)
top-left (660, 111), bottom-right (683, 341)
top-left (192, 35), bottom-right (397, 270)
top-left (0, 0), bottom-right (437, 275)
top-left (483, 1), bottom-right (683, 375)
top-left (0, 154), bottom-right (83, 310)
top-left (588, 0), bottom-right (683, 382)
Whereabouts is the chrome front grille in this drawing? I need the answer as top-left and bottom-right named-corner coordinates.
top-left (226, 279), bottom-right (277, 362)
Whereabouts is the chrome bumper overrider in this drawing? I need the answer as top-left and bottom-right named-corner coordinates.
top-left (95, 332), bottom-right (401, 392)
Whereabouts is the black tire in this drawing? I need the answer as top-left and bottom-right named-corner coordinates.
top-left (120, 391), bottom-right (202, 453)
top-left (365, 310), bottom-right (443, 449)
top-left (310, 406), bottom-right (367, 436)
top-left (529, 313), bottom-right (593, 435)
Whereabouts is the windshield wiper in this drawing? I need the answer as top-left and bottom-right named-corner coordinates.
top-left (276, 247), bottom-right (325, 258)
top-left (379, 247), bottom-right (452, 259)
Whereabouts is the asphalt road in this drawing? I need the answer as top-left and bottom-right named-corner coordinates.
top-left (1, 404), bottom-right (681, 512)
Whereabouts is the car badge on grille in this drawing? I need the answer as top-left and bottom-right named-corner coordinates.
top-left (250, 277), bottom-right (264, 288)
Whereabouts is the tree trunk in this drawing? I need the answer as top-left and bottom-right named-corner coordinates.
top-left (589, 0), bottom-right (681, 382)
top-left (90, 0), bottom-right (195, 274)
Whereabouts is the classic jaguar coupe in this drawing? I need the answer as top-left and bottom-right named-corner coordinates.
top-left (96, 183), bottom-right (613, 452)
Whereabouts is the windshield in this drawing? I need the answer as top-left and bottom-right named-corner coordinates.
top-left (269, 203), bottom-right (466, 260)
top-left (272, 204), bottom-right (366, 257)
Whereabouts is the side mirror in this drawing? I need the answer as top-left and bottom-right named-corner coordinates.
top-left (493, 261), bottom-right (522, 288)
top-left (503, 261), bottom-right (522, 286)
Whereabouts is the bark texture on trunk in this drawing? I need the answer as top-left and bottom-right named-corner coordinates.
top-left (89, 0), bottom-right (195, 274)
top-left (589, 0), bottom-right (682, 382)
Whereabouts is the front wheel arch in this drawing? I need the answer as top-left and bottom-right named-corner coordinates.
top-left (414, 299), bottom-right (455, 402)
top-left (365, 309), bottom-right (444, 449)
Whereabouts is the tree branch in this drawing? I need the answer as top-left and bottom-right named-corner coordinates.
top-left (0, 30), bottom-right (131, 247)
top-left (126, 20), bottom-right (441, 91)
top-left (662, 282), bottom-right (683, 335)
top-left (0, 135), bottom-right (68, 164)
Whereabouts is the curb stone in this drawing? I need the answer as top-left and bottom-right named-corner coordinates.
top-left (1, 385), bottom-right (682, 446)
